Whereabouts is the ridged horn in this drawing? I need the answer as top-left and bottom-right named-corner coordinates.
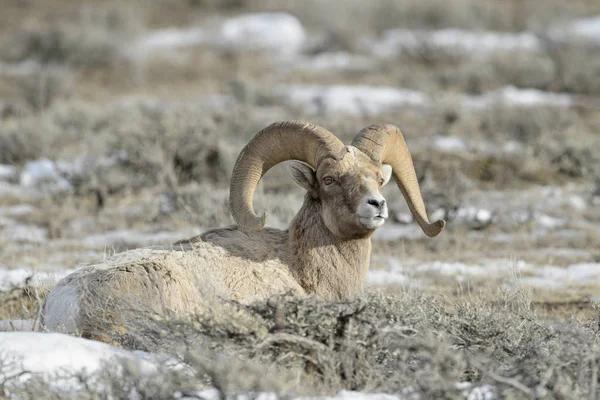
top-left (230, 121), bottom-right (346, 232)
top-left (352, 124), bottom-right (445, 237)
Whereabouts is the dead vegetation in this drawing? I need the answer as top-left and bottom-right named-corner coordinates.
top-left (4, 288), bottom-right (600, 398)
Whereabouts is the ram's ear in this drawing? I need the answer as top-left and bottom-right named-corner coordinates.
top-left (381, 164), bottom-right (393, 187)
top-left (285, 161), bottom-right (316, 192)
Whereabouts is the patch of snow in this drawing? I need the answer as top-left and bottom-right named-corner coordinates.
top-left (134, 13), bottom-right (304, 58)
top-left (20, 158), bottom-right (72, 192)
top-left (461, 383), bottom-right (497, 400)
top-left (0, 319), bottom-right (33, 332)
top-left (531, 247), bottom-right (590, 258)
top-left (369, 28), bottom-right (541, 58)
top-left (510, 209), bottom-right (531, 224)
top-left (416, 261), bottom-right (491, 277)
top-left (296, 52), bottom-right (376, 71)
top-left (220, 13), bottom-right (306, 55)
top-left (0, 215), bottom-right (15, 227)
top-left (568, 16), bottom-right (600, 41)
top-left (279, 84), bottom-right (429, 115)
top-left (323, 391), bottom-right (402, 400)
top-left (275, 84), bottom-right (573, 116)
top-left (373, 256), bottom-right (600, 290)
top-left (0, 332), bottom-right (163, 392)
top-left (181, 390), bottom-right (405, 400)
top-left (430, 208), bottom-right (447, 223)
top-left (393, 212), bottom-right (414, 225)
top-left (433, 136), bottom-right (468, 152)
top-left (448, 206), bottom-right (493, 229)
top-left (487, 233), bottom-right (518, 243)
top-left (179, 388), bottom-right (221, 400)
top-left (535, 212), bottom-right (567, 229)
top-left (374, 224), bottom-right (426, 241)
top-left (367, 269), bottom-right (410, 286)
top-left (567, 195), bottom-right (587, 211)
top-left (0, 182), bottom-right (34, 201)
top-left (0, 204), bottom-right (35, 217)
top-left (502, 140), bottom-right (522, 153)
top-left (496, 86), bottom-right (572, 107)
top-left (0, 224), bottom-right (47, 244)
top-left (520, 263), bottom-right (600, 289)
top-left (562, 263), bottom-right (600, 281)
top-left (0, 266), bottom-right (74, 291)
top-left (136, 28), bottom-right (208, 51)
top-left (460, 86), bottom-right (573, 109)
top-left (196, 391), bottom-right (405, 400)
top-left (0, 164), bottom-right (18, 182)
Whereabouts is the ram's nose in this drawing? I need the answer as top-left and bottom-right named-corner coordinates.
top-left (366, 197), bottom-right (386, 210)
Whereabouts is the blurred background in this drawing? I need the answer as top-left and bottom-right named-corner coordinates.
top-left (1, 0), bottom-right (600, 308)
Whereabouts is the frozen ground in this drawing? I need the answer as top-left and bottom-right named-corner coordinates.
top-left (0, 332), bottom-right (167, 392)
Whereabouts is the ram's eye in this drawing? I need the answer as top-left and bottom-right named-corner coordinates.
top-left (323, 177), bottom-right (334, 186)
top-left (379, 178), bottom-right (385, 186)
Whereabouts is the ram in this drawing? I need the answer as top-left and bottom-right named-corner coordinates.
top-left (41, 121), bottom-right (445, 342)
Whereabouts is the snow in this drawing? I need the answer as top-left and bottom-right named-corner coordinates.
top-left (0, 332), bottom-right (162, 392)
top-left (0, 319), bottom-right (33, 331)
top-left (567, 195), bottom-right (587, 211)
top-left (0, 204), bottom-right (35, 217)
top-left (448, 206), bottom-right (493, 228)
top-left (494, 86), bottom-right (573, 107)
top-left (0, 224), bottom-right (47, 244)
top-left (535, 213), bottom-right (567, 229)
top-left (296, 52), bottom-right (376, 71)
top-left (373, 224), bottom-right (426, 240)
top-left (368, 258), bottom-right (600, 290)
top-left (0, 164), bottom-right (18, 182)
top-left (136, 28), bottom-right (208, 51)
top-left (221, 13), bottom-right (306, 55)
top-left (415, 261), bottom-right (492, 277)
top-left (0, 182), bottom-right (39, 202)
top-left (370, 28), bottom-right (541, 58)
top-left (369, 20), bottom-right (600, 59)
top-left (0, 266), bottom-right (74, 291)
top-left (135, 13), bottom-right (305, 56)
top-left (367, 269), bottom-right (410, 286)
top-left (459, 86), bottom-right (573, 109)
top-left (0, 332), bottom-right (419, 398)
top-left (181, 389), bottom-right (405, 400)
top-left (275, 84), bottom-right (574, 116)
top-left (432, 136), bottom-right (468, 152)
top-left (279, 84), bottom-right (429, 115)
top-left (20, 158), bottom-right (72, 192)
top-left (568, 16), bottom-right (600, 40)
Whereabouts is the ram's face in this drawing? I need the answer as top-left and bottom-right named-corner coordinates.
top-left (287, 147), bottom-right (392, 239)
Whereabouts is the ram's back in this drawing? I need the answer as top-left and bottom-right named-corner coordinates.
top-left (42, 227), bottom-right (303, 339)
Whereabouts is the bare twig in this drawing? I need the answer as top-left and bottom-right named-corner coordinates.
top-left (471, 359), bottom-right (533, 398)
top-left (591, 356), bottom-right (598, 400)
top-left (31, 285), bottom-right (44, 332)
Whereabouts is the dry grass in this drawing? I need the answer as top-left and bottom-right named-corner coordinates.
top-left (4, 287), bottom-right (600, 398)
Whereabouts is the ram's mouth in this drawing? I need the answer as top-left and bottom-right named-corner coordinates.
top-left (359, 215), bottom-right (387, 229)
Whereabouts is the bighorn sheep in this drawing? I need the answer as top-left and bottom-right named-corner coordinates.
top-left (42, 121), bottom-right (445, 341)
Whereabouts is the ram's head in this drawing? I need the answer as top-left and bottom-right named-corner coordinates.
top-left (229, 121), bottom-right (445, 239)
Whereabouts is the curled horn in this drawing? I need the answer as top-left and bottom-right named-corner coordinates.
top-left (229, 121), bottom-right (346, 232)
top-left (352, 124), bottom-right (445, 237)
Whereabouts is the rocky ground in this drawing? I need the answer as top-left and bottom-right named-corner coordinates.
top-left (1, 0), bottom-right (600, 398)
